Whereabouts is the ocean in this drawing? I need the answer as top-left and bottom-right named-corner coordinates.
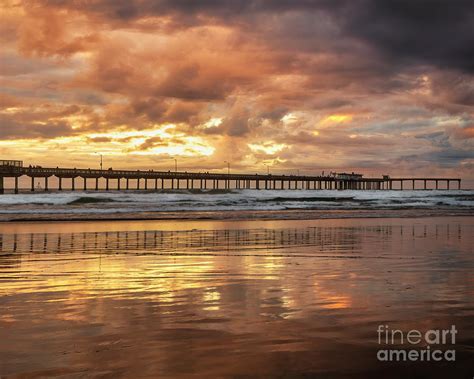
top-left (0, 189), bottom-right (473, 221)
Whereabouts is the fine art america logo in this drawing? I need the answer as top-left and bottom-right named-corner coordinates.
top-left (377, 325), bottom-right (457, 362)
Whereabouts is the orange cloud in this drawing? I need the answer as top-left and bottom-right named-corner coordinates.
top-left (0, 0), bottom-right (472, 180)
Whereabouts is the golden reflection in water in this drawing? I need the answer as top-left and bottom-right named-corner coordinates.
top-left (312, 278), bottom-right (352, 310)
top-left (0, 217), bottom-right (473, 378)
top-left (203, 287), bottom-right (221, 311)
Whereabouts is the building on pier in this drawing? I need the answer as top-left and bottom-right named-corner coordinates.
top-left (336, 172), bottom-right (363, 180)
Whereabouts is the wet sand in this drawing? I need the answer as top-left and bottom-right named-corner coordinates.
top-left (2, 207), bottom-right (474, 223)
top-left (1, 217), bottom-right (473, 378)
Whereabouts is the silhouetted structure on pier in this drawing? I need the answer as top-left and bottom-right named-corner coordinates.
top-left (0, 162), bottom-right (462, 193)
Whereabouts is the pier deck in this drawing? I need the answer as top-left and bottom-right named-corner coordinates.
top-left (0, 165), bottom-right (462, 193)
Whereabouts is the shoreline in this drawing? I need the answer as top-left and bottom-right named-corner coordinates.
top-left (1, 214), bottom-right (473, 235)
top-left (0, 207), bottom-right (472, 223)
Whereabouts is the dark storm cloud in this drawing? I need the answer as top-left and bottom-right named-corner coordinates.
top-left (401, 147), bottom-right (474, 167)
top-left (156, 64), bottom-right (236, 101)
top-left (258, 107), bottom-right (289, 121)
top-left (36, 0), bottom-right (336, 21)
top-left (130, 98), bottom-right (167, 121)
top-left (429, 71), bottom-right (474, 106)
top-left (135, 136), bottom-right (189, 151)
top-left (34, 0), bottom-right (474, 74)
top-left (217, 114), bottom-right (251, 137)
top-left (342, 0), bottom-right (474, 73)
top-left (126, 98), bottom-right (205, 124)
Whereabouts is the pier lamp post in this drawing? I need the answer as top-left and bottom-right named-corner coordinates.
top-left (172, 158), bottom-right (177, 172)
top-left (264, 164), bottom-right (270, 175)
top-left (224, 161), bottom-right (230, 189)
top-left (94, 152), bottom-right (103, 170)
top-left (224, 161), bottom-right (230, 175)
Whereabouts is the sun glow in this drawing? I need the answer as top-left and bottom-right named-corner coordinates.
top-left (0, 124), bottom-right (215, 160)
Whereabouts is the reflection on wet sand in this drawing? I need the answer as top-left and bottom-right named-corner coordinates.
top-left (0, 217), bottom-right (473, 378)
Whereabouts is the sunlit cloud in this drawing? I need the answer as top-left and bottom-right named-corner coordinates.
top-left (248, 142), bottom-right (288, 155)
top-left (0, 107), bottom-right (21, 114)
top-left (0, 124), bottom-right (215, 160)
top-left (88, 124), bottom-right (176, 141)
top-left (320, 114), bottom-right (353, 126)
top-left (262, 157), bottom-right (287, 166)
top-left (201, 117), bottom-right (223, 129)
top-left (0, 1), bottom-right (472, 179)
top-left (281, 113), bottom-right (299, 125)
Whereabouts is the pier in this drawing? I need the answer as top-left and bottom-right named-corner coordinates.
top-left (0, 162), bottom-right (461, 193)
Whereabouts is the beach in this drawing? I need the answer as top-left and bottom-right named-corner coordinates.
top-left (1, 214), bottom-right (473, 378)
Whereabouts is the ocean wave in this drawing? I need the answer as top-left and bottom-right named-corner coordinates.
top-left (68, 196), bottom-right (118, 204)
top-left (257, 196), bottom-right (356, 202)
top-left (0, 189), bottom-right (473, 216)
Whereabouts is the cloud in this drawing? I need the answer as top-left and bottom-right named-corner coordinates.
top-left (450, 125), bottom-right (474, 140)
top-left (0, 0), bottom-right (472, 177)
top-left (342, 0), bottom-right (474, 73)
top-left (0, 114), bottom-right (77, 139)
top-left (400, 147), bottom-right (474, 168)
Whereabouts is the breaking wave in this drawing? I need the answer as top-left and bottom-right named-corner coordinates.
top-left (0, 189), bottom-right (472, 218)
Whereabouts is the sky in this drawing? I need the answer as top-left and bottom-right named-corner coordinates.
top-left (1, 0), bottom-right (473, 179)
